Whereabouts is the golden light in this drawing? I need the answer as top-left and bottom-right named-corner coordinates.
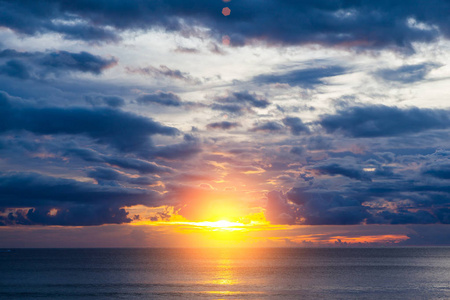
top-left (189, 220), bottom-right (245, 231)
top-left (210, 220), bottom-right (237, 228)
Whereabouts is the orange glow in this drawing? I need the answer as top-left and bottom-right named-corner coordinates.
top-left (125, 202), bottom-right (411, 247)
top-left (328, 235), bottom-right (409, 244)
top-left (284, 234), bottom-right (409, 246)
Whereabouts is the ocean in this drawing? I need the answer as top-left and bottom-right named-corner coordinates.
top-left (1, 248), bottom-right (449, 299)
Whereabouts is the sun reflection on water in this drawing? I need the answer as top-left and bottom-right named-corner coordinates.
top-left (210, 258), bottom-right (236, 286)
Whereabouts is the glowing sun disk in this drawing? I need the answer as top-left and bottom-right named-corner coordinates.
top-left (203, 220), bottom-right (240, 228)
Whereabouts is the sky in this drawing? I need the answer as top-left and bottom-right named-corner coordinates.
top-left (0, 0), bottom-right (449, 248)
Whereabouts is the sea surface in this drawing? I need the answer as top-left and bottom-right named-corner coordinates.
top-left (1, 248), bottom-right (449, 299)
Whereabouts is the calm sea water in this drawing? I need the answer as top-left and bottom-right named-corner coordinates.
top-left (1, 248), bottom-right (449, 299)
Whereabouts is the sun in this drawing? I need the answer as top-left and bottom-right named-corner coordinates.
top-left (199, 220), bottom-right (245, 231)
top-left (212, 220), bottom-right (236, 228)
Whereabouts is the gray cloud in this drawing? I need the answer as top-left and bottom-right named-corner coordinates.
top-left (211, 91), bottom-right (270, 115)
top-left (0, 91), bottom-right (179, 156)
top-left (206, 121), bottom-right (241, 130)
top-left (2, 1), bottom-right (450, 52)
top-left (375, 63), bottom-right (440, 83)
top-left (0, 49), bottom-right (117, 79)
top-left (282, 117), bottom-right (310, 135)
top-left (320, 105), bottom-right (450, 137)
top-left (126, 65), bottom-right (201, 84)
top-left (250, 121), bottom-right (284, 133)
top-left (0, 172), bottom-right (160, 226)
top-left (136, 91), bottom-right (183, 107)
top-left (254, 66), bottom-right (347, 88)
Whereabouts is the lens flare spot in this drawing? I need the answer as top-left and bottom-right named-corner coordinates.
top-left (222, 35), bottom-right (231, 45)
top-left (222, 7), bottom-right (231, 16)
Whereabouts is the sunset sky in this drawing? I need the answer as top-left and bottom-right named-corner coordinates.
top-left (0, 0), bottom-right (449, 247)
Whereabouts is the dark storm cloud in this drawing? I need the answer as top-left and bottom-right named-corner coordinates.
top-left (312, 163), bottom-right (372, 182)
top-left (351, 182), bottom-right (448, 225)
top-left (0, 60), bottom-right (30, 79)
top-left (100, 96), bottom-right (125, 108)
top-left (0, 49), bottom-right (117, 79)
top-left (422, 163), bottom-right (450, 179)
top-left (0, 91), bottom-right (179, 155)
top-left (262, 148), bottom-right (450, 226)
top-left (0, 172), bottom-right (160, 226)
top-left (40, 51), bottom-right (117, 74)
top-left (254, 66), bottom-right (347, 88)
top-left (286, 188), bottom-right (370, 225)
top-left (265, 191), bottom-right (299, 225)
top-left (151, 134), bottom-right (202, 160)
top-left (1, 206), bottom-right (130, 226)
top-left (206, 121), bottom-right (241, 130)
top-left (320, 105), bottom-right (450, 137)
top-left (85, 95), bottom-right (126, 108)
top-left (369, 210), bottom-right (438, 225)
top-left (136, 91), bottom-right (183, 107)
top-left (87, 167), bottom-right (156, 186)
top-left (65, 148), bottom-right (173, 174)
top-left (0, 0), bottom-right (119, 42)
top-left (2, 0), bottom-right (450, 51)
top-left (375, 63), bottom-right (440, 83)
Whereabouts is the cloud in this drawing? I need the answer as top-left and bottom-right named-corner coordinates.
top-left (0, 172), bottom-right (160, 226)
top-left (211, 91), bottom-right (270, 115)
top-left (126, 65), bottom-right (201, 84)
top-left (305, 135), bottom-right (334, 150)
top-left (375, 63), bottom-right (440, 83)
top-left (265, 191), bottom-right (299, 225)
top-left (370, 210), bottom-right (438, 225)
top-left (65, 147), bottom-right (173, 174)
top-left (0, 91), bottom-right (179, 155)
top-left (422, 163), bottom-right (450, 179)
top-left (0, 60), bottom-right (30, 79)
top-left (174, 46), bottom-right (200, 54)
top-left (264, 149), bottom-right (450, 226)
top-left (216, 91), bottom-right (270, 108)
top-left (282, 117), bottom-right (310, 135)
top-left (87, 167), bottom-right (156, 186)
top-left (311, 162), bottom-right (372, 182)
top-left (136, 91), bottom-right (183, 107)
top-left (39, 51), bottom-right (117, 74)
top-left (250, 121), bottom-right (284, 133)
top-left (320, 105), bottom-right (450, 137)
top-left (2, 1), bottom-right (450, 51)
top-left (254, 66), bottom-right (347, 88)
top-left (211, 103), bottom-right (249, 115)
top-left (100, 96), bottom-right (126, 108)
top-left (206, 121), bottom-right (241, 130)
top-left (290, 146), bottom-right (305, 156)
top-left (151, 134), bottom-right (202, 160)
top-left (286, 188), bottom-right (370, 225)
top-left (0, 49), bottom-right (117, 79)
top-left (85, 95), bottom-right (126, 108)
